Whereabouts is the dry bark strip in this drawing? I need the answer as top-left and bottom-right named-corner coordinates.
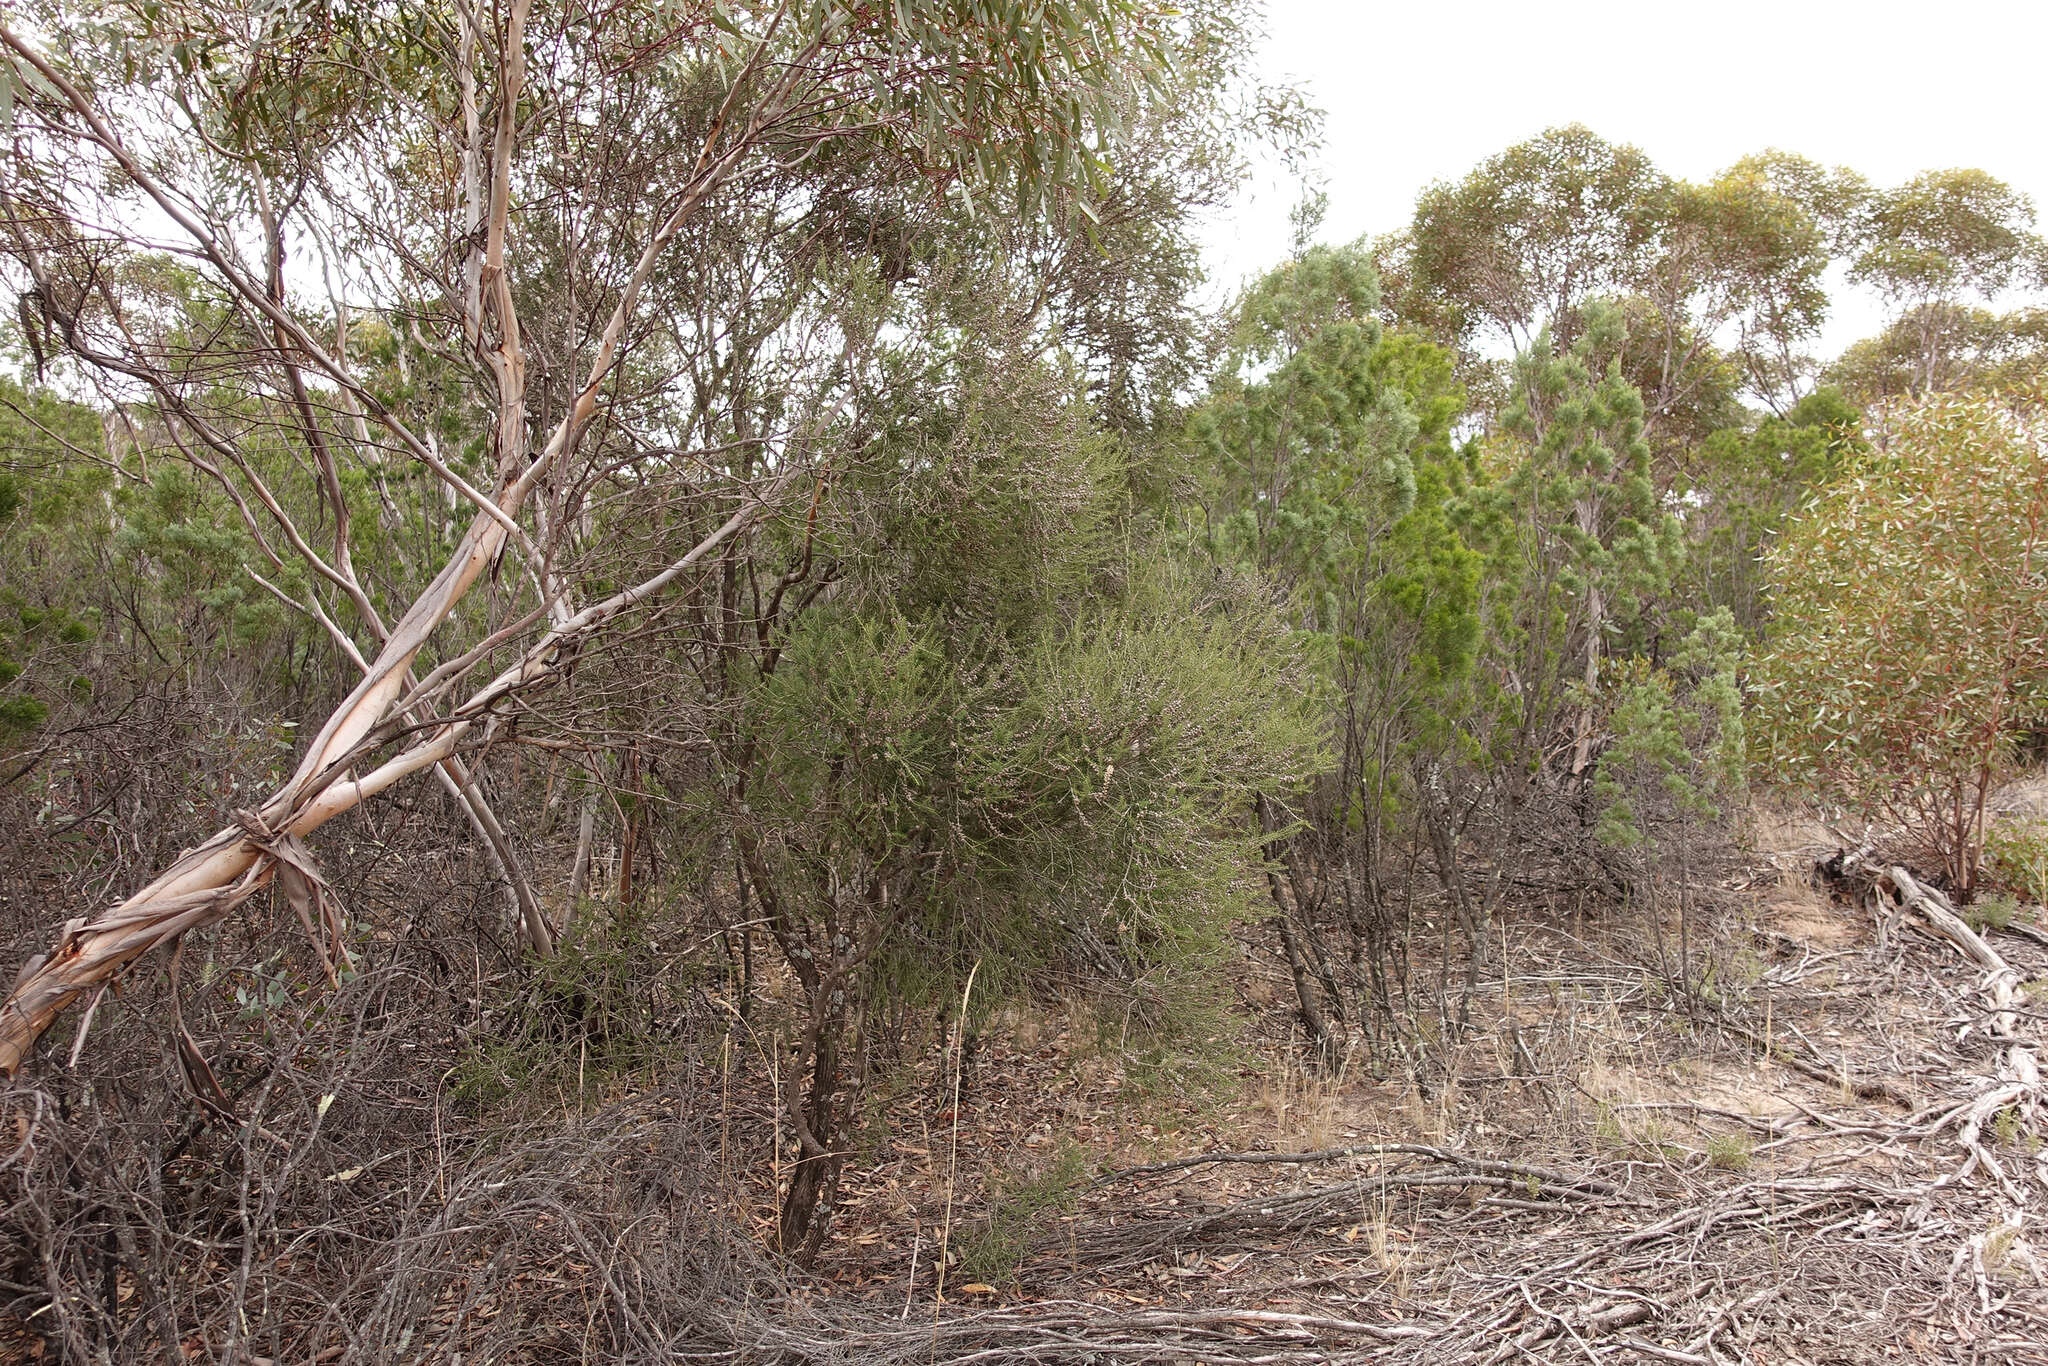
top-left (1101, 1142), bottom-right (1621, 1197)
top-left (1873, 865), bottom-right (2044, 1205)
top-left (0, 488), bottom-right (788, 1076)
top-left (0, 13), bottom-right (818, 1077)
top-left (747, 1301), bottom-right (1432, 1364)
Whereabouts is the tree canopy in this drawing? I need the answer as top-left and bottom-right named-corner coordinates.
top-left (5, 37), bottom-right (2048, 1355)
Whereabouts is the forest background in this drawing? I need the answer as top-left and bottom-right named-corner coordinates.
top-left (2, 0), bottom-right (2047, 1360)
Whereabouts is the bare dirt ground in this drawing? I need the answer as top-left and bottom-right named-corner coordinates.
top-left (770, 830), bottom-right (2048, 1364)
top-left (9, 814), bottom-right (2048, 1363)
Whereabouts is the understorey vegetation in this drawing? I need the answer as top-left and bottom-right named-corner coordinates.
top-left (3, 2), bottom-right (2048, 1361)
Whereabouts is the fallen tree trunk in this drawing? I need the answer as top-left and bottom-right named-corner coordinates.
top-left (1820, 851), bottom-right (2043, 1208)
top-left (1874, 865), bottom-right (2041, 1207)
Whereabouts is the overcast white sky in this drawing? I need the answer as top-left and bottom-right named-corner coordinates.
top-left (1204, 0), bottom-right (2048, 356)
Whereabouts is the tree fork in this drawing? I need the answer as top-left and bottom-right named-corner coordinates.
top-left (0, 12), bottom-right (813, 1075)
top-left (0, 485), bottom-right (791, 1076)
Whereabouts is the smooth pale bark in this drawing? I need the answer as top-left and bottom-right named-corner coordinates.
top-left (0, 15), bottom-right (811, 1074)
top-left (0, 456), bottom-right (794, 1073)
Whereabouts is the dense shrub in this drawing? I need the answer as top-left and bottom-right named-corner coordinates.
top-left (1751, 394), bottom-right (2048, 896)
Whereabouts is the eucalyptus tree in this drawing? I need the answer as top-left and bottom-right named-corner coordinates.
top-left (435, 0), bottom-right (1309, 1255)
top-left (998, 5), bottom-right (1318, 435)
top-left (1382, 125), bottom-right (1671, 358)
top-left (1622, 156), bottom-right (1849, 439)
top-left (1849, 169), bottom-right (2048, 394)
top-left (1829, 305), bottom-right (2048, 405)
top-left (1708, 151), bottom-right (1869, 411)
top-left (1376, 131), bottom-right (1864, 436)
top-left (1752, 394), bottom-right (2048, 898)
top-left (0, 0), bottom-right (1182, 1075)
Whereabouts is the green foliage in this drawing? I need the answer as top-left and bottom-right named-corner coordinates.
top-left (450, 908), bottom-right (683, 1112)
top-left (1190, 246), bottom-right (1484, 699)
top-left (820, 0), bottom-right (1176, 218)
top-left (0, 693), bottom-right (48, 735)
top-left (1752, 394), bottom-right (2048, 895)
top-left (1828, 306), bottom-right (2048, 406)
top-left (1705, 1132), bottom-right (1754, 1171)
top-left (1839, 170), bottom-right (2048, 399)
top-left (1376, 130), bottom-right (1863, 429)
top-left (1678, 386), bottom-right (1868, 634)
top-left (750, 548), bottom-right (1321, 1011)
top-left (1374, 132), bottom-right (2048, 435)
top-left (1189, 239), bottom-right (1419, 597)
top-left (987, 564), bottom-right (1324, 957)
top-left (0, 378), bottom-right (109, 741)
top-left (1185, 240), bottom-right (1497, 864)
top-left (736, 340), bottom-right (1323, 1057)
top-left (1986, 820), bottom-right (2048, 906)
top-left (955, 1141), bottom-right (1090, 1288)
top-left (1495, 303), bottom-right (1680, 616)
top-left (1485, 303), bottom-right (1684, 749)
top-left (1850, 169), bottom-right (2047, 308)
top-left (1389, 125), bottom-right (1672, 354)
top-left (51, 0), bottom-right (1173, 221)
top-left (18, 29), bottom-right (2048, 1292)
top-left (1966, 892), bottom-right (2022, 935)
top-left (1594, 609), bottom-right (1747, 850)
top-left (720, 336), bottom-right (1323, 1246)
top-left (110, 466), bottom-right (287, 648)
